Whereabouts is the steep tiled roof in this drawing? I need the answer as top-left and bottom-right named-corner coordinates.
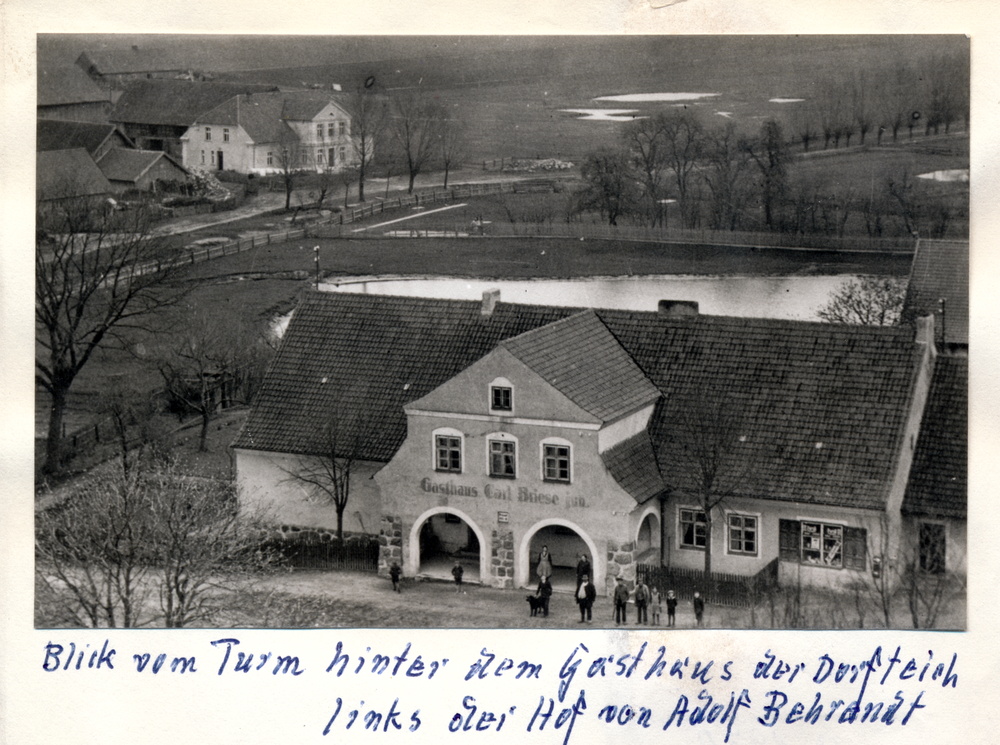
top-left (109, 80), bottom-right (278, 127)
top-left (36, 149), bottom-right (112, 199)
top-left (195, 94), bottom-right (297, 144)
top-left (903, 239), bottom-right (969, 346)
top-left (237, 293), bottom-right (923, 511)
top-left (601, 432), bottom-right (666, 503)
top-left (234, 292), bottom-right (573, 461)
top-left (600, 311), bottom-right (919, 511)
top-left (37, 120), bottom-right (132, 155)
top-left (902, 356), bottom-right (967, 519)
top-left (501, 310), bottom-right (659, 422)
top-left (37, 64), bottom-right (108, 107)
top-left (96, 149), bottom-right (188, 183)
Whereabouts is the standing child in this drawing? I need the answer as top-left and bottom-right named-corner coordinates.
top-left (693, 591), bottom-right (705, 627)
top-left (452, 561), bottom-right (464, 593)
top-left (389, 562), bottom-right (402, 593)
top-left (666, 590), bottom-right (677, 627)
top-left (650, 586), bottom-right (661, 625)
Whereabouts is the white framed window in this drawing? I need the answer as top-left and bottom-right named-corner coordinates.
top-left (317, 123), bottom-right (324, 138)
top-left (223, 128), bottom-right (230, 142)
top-left (317, 149), bottom-right (324, 164)
top-left (727, 513), bottom-right (758, 556)
top-left (211, 151), bottom-right (215, 165)
top-left (205, 127), bottom-right (212, 141)
top-left (267, 151), bottom-right (273, 166)
top-left (487, 433), bottom-right (517, 479)
top-left (489, 377), bottom-right (513, 413)
top-left (200, 150), bottom-right (205, 164)
top-left (339, 121), bottom-right (347, 135)
top-left (328, 122), bottom-right (335, 137)
top-left (339, 146), bottom-right (346, 162)
top-left (541, 438), bottom-right (571, 483)
top-left (433, 428), bottom-right (463, 473)
top-left (679, 508), bottom-right (707, 550)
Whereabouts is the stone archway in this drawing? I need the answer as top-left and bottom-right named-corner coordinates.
top-left (409, 506), bottom-right (488, 583)
top-left (518, 519), bottom-right (602, 593)
top-left (635, 506), bottom-right (661, 563)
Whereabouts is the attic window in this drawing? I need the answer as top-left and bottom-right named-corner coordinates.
top-left (403, 383), bottom-right (411, 391)
top-left (491, 386), bottom-right (512, 412)
top-left (320, 377), bottom-right (328, 384)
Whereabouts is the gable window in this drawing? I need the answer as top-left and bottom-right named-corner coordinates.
top-left (223, 128), bottom-right (230, 142)
top-left (435, 435), bottom-right (462, 473)
top-left (489, 439), bottom-right (516, 478)
top-left (679, 508), bottom-right (707, 549)
top-left (727, 514), bottom-right (758, 556)
top-left (490, 385), bottom-right (512, 412)
top-left (543, 443), bottom-right (571, 483)
top-left (205, 127), bottom-right (211, 141)
top-left (779, 519), bottom-right (866, 570)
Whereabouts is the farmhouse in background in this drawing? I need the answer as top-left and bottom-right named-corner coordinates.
top-left (37, 64), bottom-right (115, 123)
top-left (76, 46), bottom-right (185, 88)
top-left (179, 91), bottom-right (359, 175)
top-left (233, 290), bottom-right (955, 597)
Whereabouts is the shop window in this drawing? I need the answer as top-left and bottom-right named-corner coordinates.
top-left (542, 443), bottom-right (570, 483)
top-left (727, 514), bottom-right (758, 556)
top-left (779, 519), bottom-right (866, 570)
top-left (205, 127), bottom-right (211, 141)
top-left (919, 522), bottom-right (946, 574)
top-left (435, 434), bottom-right (462, 473)
top-left (489, 439), bottom-right (516, 478)
top-left (223, 128), bottom-right (230, 142)
top-left (679, 508), bottom-right (707, 549)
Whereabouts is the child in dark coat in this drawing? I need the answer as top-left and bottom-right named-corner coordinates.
top-left (389, 562), bottom-right (402, 592)
top-left (666, 590), bottom-right (678, 627)
top-left (452, 561), bottom-right (464, 593)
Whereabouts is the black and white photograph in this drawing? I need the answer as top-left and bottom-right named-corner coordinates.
top-left (31, 33), bottom-right (970, 632)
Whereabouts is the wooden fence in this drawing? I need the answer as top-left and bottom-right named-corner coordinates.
top-left (636, 559), bottom-right (779, 608)
top-left (269, 536), bottom-right (381, 572)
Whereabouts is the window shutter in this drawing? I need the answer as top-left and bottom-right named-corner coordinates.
top-left (779, 519), bottom-right (800, 561)
top-left (843, 527), bottom-right (867, 571)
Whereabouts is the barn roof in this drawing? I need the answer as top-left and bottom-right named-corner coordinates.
top-left (235, 291), bottom-right (924, 511)
top-left (37, 64), bottom-right (109, 107)
top-left (902, 356), bottom-right (967, 520)
top-left (37, 119), bottom-right (133, 155)
top-left (109, 80), bottom-right (278, 127)
top-left (96, 149), bottom-right (188, 184)
top-left (36, 149), bottom-right (112, 200)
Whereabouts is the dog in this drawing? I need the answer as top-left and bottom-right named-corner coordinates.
top-left (526, 595), bottom-right (545, 616)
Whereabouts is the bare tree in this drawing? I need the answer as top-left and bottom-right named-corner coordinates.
top-left (701, 122), bottom-right (754, 231)
top-left (657, 110), bottom-right (704, 228)
top-left (745, 119), bottom-right (788, 230)
top-left (817, 276), bottom-right (907, 326)
top-left (36, 458), bottom-right (275, 628)
top-left (438, 113), bottom-right (466, 189)
top-left (576, 147), bottom-right (637, 227)
top-left (388, 91), bottom-right (445, 194)
top-left (276, 138), bottom-right (305, 211)
top-left (280, 391), bottom-right (376, 540)
top-left (621, 116), bottom-right (668, 227)
top-left (347, 88), bottom-right (386, 202)
top-left (36, 190), bottom-right (181, 474)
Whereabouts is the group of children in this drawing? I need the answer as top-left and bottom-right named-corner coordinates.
top-left (615, 577), bottom-right (704, 626)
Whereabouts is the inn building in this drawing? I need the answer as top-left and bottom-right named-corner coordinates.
top-left (234, 289), bottom-right (956, 596)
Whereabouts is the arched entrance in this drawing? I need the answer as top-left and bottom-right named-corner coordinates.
top-left (636, 508), bottom-right (661, 564)
top-left (409, 507), bottom-right (487, 584)
top-left (518, 520), bottom-right (601, 593)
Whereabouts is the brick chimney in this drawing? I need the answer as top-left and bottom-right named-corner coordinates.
top-left (658, 300), bottom-right (699, 318)
top-left (481, 288), bottom-right (501, 317)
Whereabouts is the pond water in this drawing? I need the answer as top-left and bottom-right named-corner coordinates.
top-left (593, 92), bottom-right (720, 103)
top-left (918, 169), bottom-right (969, 183)
top-left (274, 275), bottom-right (858, 336)
top-left (560, 109), bottom-right (643, 121)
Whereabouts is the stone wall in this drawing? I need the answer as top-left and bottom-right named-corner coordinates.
top-left (605, 539), bottom-right (636, 595)
top-left (490, 529), bottom-right (515, 589)
top-left (378, 515), bottom-right (403, 577)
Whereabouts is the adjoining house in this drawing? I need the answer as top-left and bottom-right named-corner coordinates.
top-left (37, 64), bottom-right (115, 123)
top-left (95, 148), bottom-right (190, 194)
top-left (37, 119), bottom-right (135, 162)
top-left (234, 290), bottom-right (945, 596)
top-left (108, 80), bottom-right (279, 159)
top-left (179, 91), bottom-right (359, 174)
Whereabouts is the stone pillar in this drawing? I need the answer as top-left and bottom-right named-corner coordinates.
top-left (605, 539), bottom-right (636, 596)
top-left (490, 529), bottom-right (515, 589)
top-left (378, 514), bottom-right (403, 577)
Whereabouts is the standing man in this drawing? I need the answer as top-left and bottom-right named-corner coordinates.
top-left (613, 577), bottom-right (630, 625)
top-left (666, 590), bottom-right (677, 627)
top-left (452, 560), bottom-right (465, 593)
top-left (576, 573), bottom-right (597, 623)
top-left (693, 591), bottom-right (705, 627)
top-left (536, 575), bottom-right (553, 617)
top-left (634, 578), bottom-right (650, 625)
top-left (576, 554), bottom-right (592, 590)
